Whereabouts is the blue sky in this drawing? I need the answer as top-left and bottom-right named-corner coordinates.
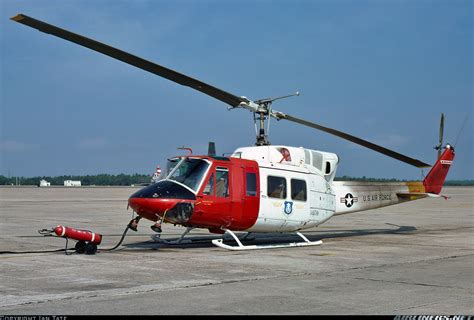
top-left (1, 0), bottom-right (472, 180)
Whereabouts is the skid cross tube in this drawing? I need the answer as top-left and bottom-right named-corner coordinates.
top-left (212, 229), bottom-right (323, 251)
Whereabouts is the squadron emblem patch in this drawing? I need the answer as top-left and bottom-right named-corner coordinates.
top-left (283, 201), bottom-right (293, 215)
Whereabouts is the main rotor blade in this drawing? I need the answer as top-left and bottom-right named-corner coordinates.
top-left (11, 14), bottom-right (245, 108)
top-left (275, 112), bottom-right (431, 168)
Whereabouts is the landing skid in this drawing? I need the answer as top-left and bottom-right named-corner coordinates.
top-left (151, 227), bottom-right (195, 244)
top-left (212, 229), bottom-right (322, 251)
top-left (151, 228), bottom-right (254, 245)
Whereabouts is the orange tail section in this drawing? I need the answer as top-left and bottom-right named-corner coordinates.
top-left (423, 145), bottom-right (455, 194)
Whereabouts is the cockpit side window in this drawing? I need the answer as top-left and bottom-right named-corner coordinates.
top-left (246, 173), bottom-right (257, 196)
top-left (215, 167), bottom-right (229, 197)
top-left (203, 173), bottom-right (215, 196)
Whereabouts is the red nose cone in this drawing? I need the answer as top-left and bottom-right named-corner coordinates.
top-left (128, 181), bottom-right (197, 221)
top-left (128, 197), bottom-right (182, 221)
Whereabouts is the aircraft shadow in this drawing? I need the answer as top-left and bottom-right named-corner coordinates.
top-left (122, 224), bottom-right (417, 251)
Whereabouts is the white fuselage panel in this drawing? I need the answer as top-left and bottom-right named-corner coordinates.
top-left (246, 164), bottom-right (336, 232)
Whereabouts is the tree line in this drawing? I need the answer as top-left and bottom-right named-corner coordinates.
top-left (1, 174), bottom-right (473, 186)
top-left (0, 174), bottom-right (152, 186)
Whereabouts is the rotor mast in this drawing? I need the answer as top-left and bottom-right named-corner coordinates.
top-left (250, 92), bottom-right (300, 146)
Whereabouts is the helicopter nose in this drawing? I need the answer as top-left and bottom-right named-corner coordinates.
top-left (128, 181), bottom-right (196, 221)
top-left (128, 197), bottom-right (178, 219)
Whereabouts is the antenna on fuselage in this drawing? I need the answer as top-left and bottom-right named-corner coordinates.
top-left (177, 146), bottom-right (193, 155)
top-left (208, 142), bottom-right (216, 156)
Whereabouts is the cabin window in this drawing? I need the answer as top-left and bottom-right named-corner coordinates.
top-left (203, 173), bottom-right (214, 195)
top-left (291, 179), bottom-right (307, 201)
top-left (215, 167), bottom-right (229, 197)
top-left (246, 173), bottom-right (257, 196)
top-left (267, 176), bottom-right (287, 199)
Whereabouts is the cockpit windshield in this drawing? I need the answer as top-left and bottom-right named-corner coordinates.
top-left (167, 158), bottom-right (210, 192)
top-left (165, 158), bottom-right (180, 176)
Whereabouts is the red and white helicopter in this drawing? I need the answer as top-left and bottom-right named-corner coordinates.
top-left (12, 14), bottom-right (455, 250)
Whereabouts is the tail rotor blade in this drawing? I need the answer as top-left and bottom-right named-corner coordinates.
top-left (438, 113), bottom-right (444, 159)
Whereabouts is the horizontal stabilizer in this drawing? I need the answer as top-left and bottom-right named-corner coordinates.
top-left (397, 192), bottom-right (448, 200)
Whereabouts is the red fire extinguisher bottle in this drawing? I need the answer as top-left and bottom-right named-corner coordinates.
top-left (54, 225), bottom-right (102, 245)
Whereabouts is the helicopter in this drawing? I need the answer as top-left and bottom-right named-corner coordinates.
top-left (11, 14), bottom-right (455, 250)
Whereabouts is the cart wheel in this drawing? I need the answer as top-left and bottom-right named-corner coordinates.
top-left (75, 241), bottom-right (86, 254)
top-left (85, 242), bottom-right (97, 255)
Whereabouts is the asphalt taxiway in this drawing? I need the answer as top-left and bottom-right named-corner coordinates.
top-left (0, 186), bottom-right (472, 314)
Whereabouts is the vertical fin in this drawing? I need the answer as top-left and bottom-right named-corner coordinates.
top-left (423, 144), bottom-right (455, 194)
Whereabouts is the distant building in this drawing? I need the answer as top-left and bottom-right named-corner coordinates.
top-left (64, 180), bottom-right (81, 187)
top-left (39, 179), bottom-right (51, 187)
